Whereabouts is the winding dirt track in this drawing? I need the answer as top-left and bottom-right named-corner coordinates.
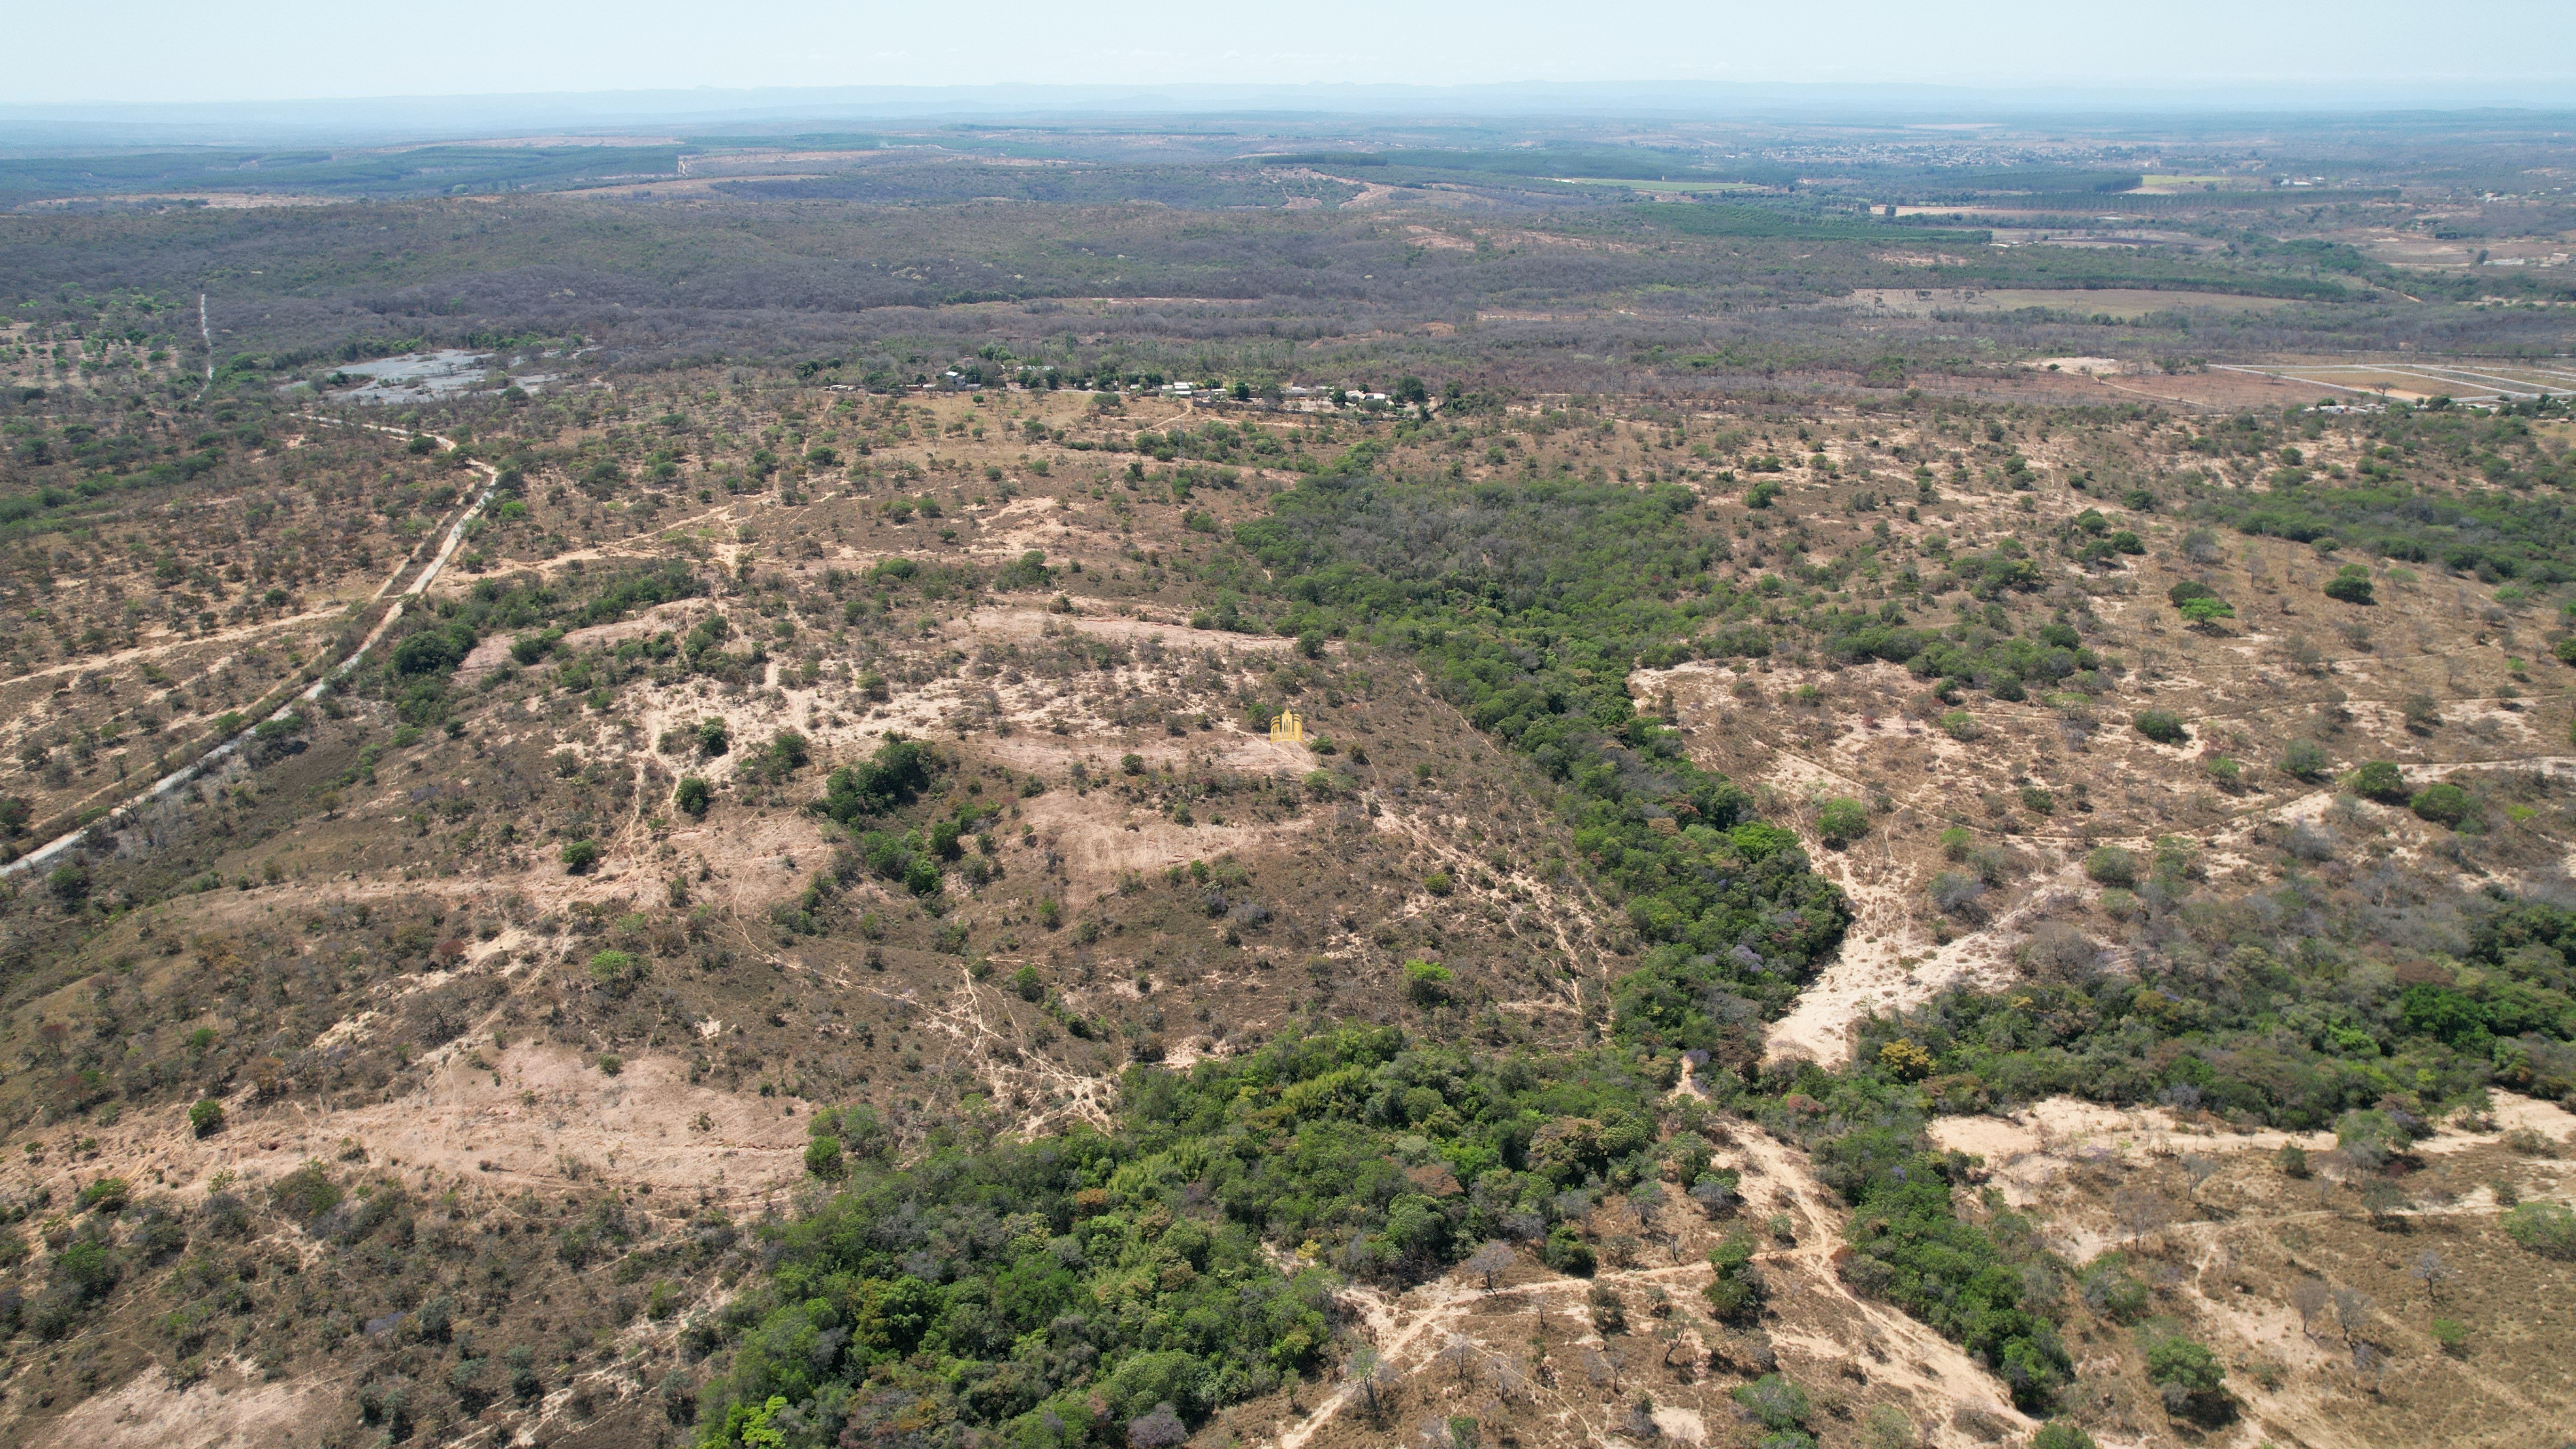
top-left (1, 420), bottom-right (499, 879)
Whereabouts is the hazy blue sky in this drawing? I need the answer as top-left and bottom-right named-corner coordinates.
top-left (10, 0), bottom-right (2572, 106)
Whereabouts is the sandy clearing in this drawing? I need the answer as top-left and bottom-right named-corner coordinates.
top-left (972, 726), bottom-right (1313, 778)
top-left (29, 1364), bottom-right (334, 1449)
top-left (958, 605), bottom-right (1295, 652)
top-left (1928, 1092), bottom-right (2576, 1213)
top-left (0, 1042), bottom-right (811, 1216)
top-left (1010, 785), bottom-right (1315, 904)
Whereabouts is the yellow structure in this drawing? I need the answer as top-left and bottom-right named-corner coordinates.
top-left (1268, 708), bottom-right (1305, 744)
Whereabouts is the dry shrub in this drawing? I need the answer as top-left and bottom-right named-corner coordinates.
top-left (2019, 922), bottom-right (2107, 982)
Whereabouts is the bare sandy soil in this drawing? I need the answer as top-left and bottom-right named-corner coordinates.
top-left (31, 1368), bottom-right (336, 1449)
top-left (0, 1040), bottom-right (811, 1216)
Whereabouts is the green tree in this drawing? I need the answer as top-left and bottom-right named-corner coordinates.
top-left (2134, 710), bottom-right (2188, 745)
top-left (2503, 1202), bottom-right (2576, 1259)
top-left (804, 1136), bottom-right (845, 1180)
top-left (2409, 782), bottom-right (2473, 829)
top-left (1703, 1232), bottom-right (1766, 1323)
top-left (1731, 1374), bottom-right (1810, 1433)
top-left (2323, 564), bottom-right (2375, 604)
top-left (2144, 1334), bottom-right (2226, 1418)
top-left (675, 776), bottom-right (712, 817)
top-left (2083, 845), bottom-right (2138, 887)
top-left (2347, 760), bottom-right (2407, 803)
top-left (694, 717), bottom-right (731, 756)
top-left (1816, 797), bottom-right (1869, 847)
top-left (1404, 959), bottom-right (1453, 1006)
top-left (2280, 738), bottom-right (2331, 782)
top-left (588, 949), bottom-right (643, 995)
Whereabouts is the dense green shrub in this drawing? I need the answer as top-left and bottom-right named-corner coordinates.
top-left (1816, 797), bottom-right (1870, 846)
top-left (802, 1136), bottom-right (844, 1181)
top-left (2504, 1202), bottom-right (2576, 1259)
top-left (2194, 466), bottom-right (2576, 583)
top-left (588, 949), bottom-right (644, 995)
top-left (1703, 1231), bottom-right (1767, 1323)
top-left (2082, 845), bottom-right (2138, 887)
top-left (1403, 959), bottom-right (1454, 1006)
top-left (1835, 1146), bottom-right (2068, 1409)
top-left (2322, 565), bottom-right (2375, 604)
top-left (268, 1162), bottom-right (343, 1223)
top-left (2076, 1254), bottom-right (2150, 1322)
top-left (2348, 760), bottom-right (2408, 802)
top-left (2144, 1333), bottom-right (2226, 1417)
top-left (1731, 1374), bottom-right (1811, 1433)
top-left (2280, 738), bottom-right (2332, 781)
top-left (2410, 782), bottom-right (2473, 828)
top-left (696, 1029), bottom-right (1675, 1445)
top-left (674, 775), bottom-right (712, 817)
top-left (2133, 710), bottom-right (2188, 745)
top-left (817, 736), bottom-right (938, 822)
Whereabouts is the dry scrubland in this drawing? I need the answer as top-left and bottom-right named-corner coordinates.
top-left (0, 370), bottom-right (2571, 1449)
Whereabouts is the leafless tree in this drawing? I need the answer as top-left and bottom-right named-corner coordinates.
top-left (2113, 1186), bottom-right (2178, 1241)
top-left (1347, 1346), bottom-right (1402, 1420)
top-left (1466, 1240), bottom-right (1515, 1292)
top-left (2334, 1287), bottom-right (2375, 1344)
top-left (2181, 1154), bottom-right (2219, 1199)
top-left (1436, 1333), bottom-right (1482, 1387)
top-left (1583, 1345), bottom-right (1625, 1394)
top-left (2291, 1276), bottom-right (2331, 1335)
top-left (2410, 1249), bottom-right (2453, 1303)
top-left (1126, 1403), bottom-right (1188, 1448)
